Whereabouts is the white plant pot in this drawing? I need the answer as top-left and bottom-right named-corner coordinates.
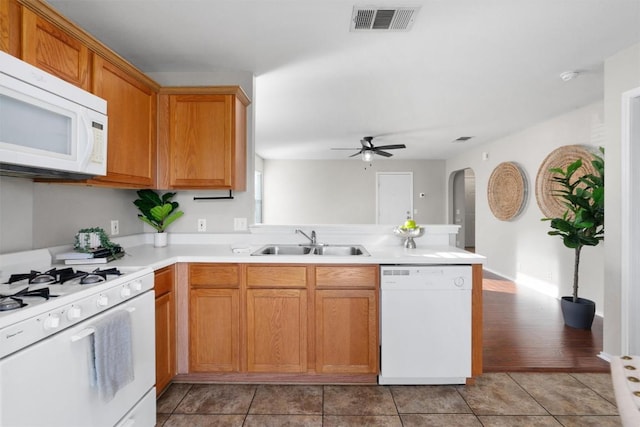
top-left (154, 232), bottom-right (168, 248)
top-left (77, 232), bottom-right (101, 250)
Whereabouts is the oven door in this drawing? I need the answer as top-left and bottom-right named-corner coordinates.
top-left (0, 291), bottom-right (155, 427)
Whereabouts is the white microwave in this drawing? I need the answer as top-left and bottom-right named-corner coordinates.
top-left (0, 51), bottom-right (107, 179)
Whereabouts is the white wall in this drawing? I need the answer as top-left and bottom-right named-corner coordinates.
top-left (603, 43), bottom-right (640, 356)
top-left (446, 102), bottom-right (605, 311)
top-left (0, 176), bottom-right (142, 253)
top-left (0, 177), bottom-right (34, 253)
top-left (262, 159), bottom-right (446, 225)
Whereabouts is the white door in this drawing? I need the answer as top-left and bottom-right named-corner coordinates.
top-left (376, 172), bottom-right (413, 224)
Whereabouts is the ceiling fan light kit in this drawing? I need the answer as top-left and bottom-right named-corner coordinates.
top-left (560, 71), bottom-right (579, 82)
top-left (362, 150), bottom-right (374, 162)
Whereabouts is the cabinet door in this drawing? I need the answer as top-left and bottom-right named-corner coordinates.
top-left (189, 288), bottom-right (240, 372)
top-left (155, 291), bottom-right (175, 394)
top-left (1, 0), bottom-right (20, 55)
top-left (315, 289), bottom-right (378, 374)
top-left (165, 94), bottom-right (233, 188)
top-left (159, 90), bottom-right (248, 190)
top-left (154, 266), bottom-right (175, 394)
top-left (21, 8), bottom-right (90, 90)
top-left (90, 55), bottom-right (156, 187)
top-left (247, 289), bottom-right (307, 373)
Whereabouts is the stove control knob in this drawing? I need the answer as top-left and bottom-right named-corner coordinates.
top-left (96, 295), bottom-right (109, 307)
top-left (67, 306), bottom-right (82, 320)
top-left (131, 280), bottom-right (143, 292)
top-left (43, 315), bottom-right (60, 331)
top-left (120, 286), bottom-right (132, 298)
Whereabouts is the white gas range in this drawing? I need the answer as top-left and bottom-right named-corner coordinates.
top-left (0, 249), bottom-right (156, 427)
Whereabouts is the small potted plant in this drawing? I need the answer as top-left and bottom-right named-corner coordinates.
top-left (74, 227), bottom-right (122, 257)
top-left (133, 189), bottom-right (184, 247)
top-left (542, 147), bottom-right (604, 329)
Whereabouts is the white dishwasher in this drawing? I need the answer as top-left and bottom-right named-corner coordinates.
top-left (379, 264), bottom-right (472, 385)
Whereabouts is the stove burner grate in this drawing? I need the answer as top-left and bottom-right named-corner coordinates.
top-left (0, 298), bottom-right (25, 311)
top-left (0, 287), bottom-right (51, 311)
top-left (5, 267), bottom-right (123, 286)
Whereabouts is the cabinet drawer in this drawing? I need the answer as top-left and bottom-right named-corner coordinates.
top-left (316, 265), bottom-right (378, 289)
top-left (190, 264), bottom-right (240, 288)
top-left (154, 266), bottom-right (175, 297)
top-left (246, 265), bottom-right (307, 288)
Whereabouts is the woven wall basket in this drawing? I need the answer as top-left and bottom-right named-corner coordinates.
top-left (487, 162), bottom-right (527, 221)
top-left (535, 144), bottom-right (597, 219)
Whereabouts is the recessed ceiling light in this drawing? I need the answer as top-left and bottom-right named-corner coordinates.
top-left (560, 71), bottom-right (579, 82)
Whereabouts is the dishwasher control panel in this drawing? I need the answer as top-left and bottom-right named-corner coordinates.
top-left (380, 265), bottom-right (472, 290)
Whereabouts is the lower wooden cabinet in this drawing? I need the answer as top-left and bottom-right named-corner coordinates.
top-left (315, 289), bottom-right (378, 373)
top-left (246, 289), bottom-right (307, 373)
top-left (154, 266), bottom-right (176, 395)
top-left (189, 288), bottom-right (240, 372)
top-left (185, 263), bottom-right (378, 378)
top-left (188, 264), bottom-right (241, 373)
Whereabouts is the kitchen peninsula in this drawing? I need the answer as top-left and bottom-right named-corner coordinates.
top-left (74, 225), bottom-right (485, 390)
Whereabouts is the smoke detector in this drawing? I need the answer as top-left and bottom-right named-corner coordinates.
top-left (350, 6), bottom-right (421, 32)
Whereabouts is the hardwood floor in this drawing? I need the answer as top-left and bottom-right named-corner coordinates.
top-left (483, 272), bottom-right (610, 373)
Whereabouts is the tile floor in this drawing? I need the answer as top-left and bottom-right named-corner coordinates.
top-left (155, 373), bottom-right (621, 426)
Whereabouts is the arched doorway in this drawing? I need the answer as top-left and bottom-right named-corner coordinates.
top-left (450, 168), bottom-right (476, 251)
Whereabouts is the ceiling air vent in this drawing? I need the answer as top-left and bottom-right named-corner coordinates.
top-left (350, 6), bottom-right (420, 32)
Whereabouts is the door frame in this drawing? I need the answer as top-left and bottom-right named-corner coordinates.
top-left (621, 86), bottom-right (640, 354)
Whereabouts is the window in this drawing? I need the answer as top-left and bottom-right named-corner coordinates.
top-left (254, 170), bottom-right (263, 224)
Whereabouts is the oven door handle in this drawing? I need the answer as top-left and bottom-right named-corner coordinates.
top-left (69, 308), bottom-right (135, 342)
top-left (70, 327), bottom-right (95, 342)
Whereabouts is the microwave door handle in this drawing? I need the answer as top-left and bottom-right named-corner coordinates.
top-left (77, 111), bottom-right (94, 170)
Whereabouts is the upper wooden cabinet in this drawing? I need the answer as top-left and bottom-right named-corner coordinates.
top-left (158, 87), bottom-right (250, 190)
top-left (4, 0), bottom-right (161, 188)
top-left (20, 7), bottom-right (90, 90)
top-left (88, 55), bottom-right (157, 188)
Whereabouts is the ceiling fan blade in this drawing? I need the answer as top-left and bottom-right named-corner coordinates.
top-left (375, 150), bottom-right (393, 157)
top-left (331, 148), bottom-right (360, 150)
top-left (349, 151), bottom-right (363, 158)
top-left (374, 144), bottom-right (406, 150)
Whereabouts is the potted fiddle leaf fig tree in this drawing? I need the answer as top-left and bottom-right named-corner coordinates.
top-left (542, 147), bottom-right (604, 329)
top-left (134, 189), bottom-right (184, 247)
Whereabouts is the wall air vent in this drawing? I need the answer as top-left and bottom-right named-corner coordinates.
top-left (350, 6), bottom-right (420, 32)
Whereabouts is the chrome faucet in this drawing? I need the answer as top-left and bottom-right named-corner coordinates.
top-left (295, 228), bottom-right (317, 245)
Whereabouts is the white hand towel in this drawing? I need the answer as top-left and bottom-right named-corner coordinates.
top-left (91, 310), bottom-right (135, 401)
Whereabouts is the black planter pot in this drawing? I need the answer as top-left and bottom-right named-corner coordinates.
top-left (560, 296), bottom-right (596, 329)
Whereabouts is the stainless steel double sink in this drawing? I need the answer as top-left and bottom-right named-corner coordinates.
top-left (251, 244), bottom-right (370, 256)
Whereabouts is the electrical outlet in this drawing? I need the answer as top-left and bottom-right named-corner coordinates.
top-left (197, 219), bottom-right (206, 232)
top-left (110, 220), bottom-right (119, 235)
top-left (234, 217), bottom-right (247, 231)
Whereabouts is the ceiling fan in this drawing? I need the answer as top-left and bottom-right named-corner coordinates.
top-left (332, 136), bottom-right (407, 161)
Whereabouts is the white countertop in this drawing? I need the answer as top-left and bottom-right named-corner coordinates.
top-left (100, 242), bottom-right (485, 272)
top-left (10, 225), bottom-right (484, 272)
